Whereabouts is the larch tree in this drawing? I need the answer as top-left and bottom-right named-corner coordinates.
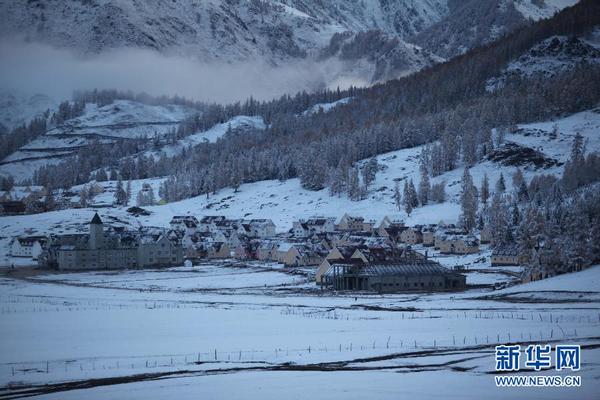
top-left (495, 173), bottom-right (506, 193)
top-left (459, 167), bottom-right (478, 232)
top-left (114, 179), bottom-right (127, 205)
top-left (417, 160), bottom-right (430, 206)
top-left (480, 173), bottom-right (490, 205)
top-left (393, 181), bottom-right (402, 211)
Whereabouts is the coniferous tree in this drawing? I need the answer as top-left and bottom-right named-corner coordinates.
top-left (430, 181), bottom-right (446, 203)
top-left (418, 160), bottom-right (430, 206)
top-left (512, 168), bottom-right (525, 189)
top-left (79, 185), bottom-right (89, 208)
top-left (517, 180), bottom-right (529, 202)
top-left (125, 180), bottom-right (132, 206)
top-left (459, 168), bottom-right (478, 232)
top-left (403, 181), bottom-right (412, 216)
top-left (362, 156), bottom-right (378, 189)
top-left (95, 169), bottom-right (108, 182)
top-left (403, 179), bottom-right (418, 215)
top-left (114, 179), bottom-right (127, 205)
top-left (481, 173), bottom-right (490, 205)
top-left (488, 192), bottom-right (510, 245)
top-left (347, 166), bottom-right (361, 201)
top-left (495, 173), bottom-right (506, 193)
top-left (44, 186), bottom-right (55, 211)
top-left (393, 181), bottom-right (402, 211)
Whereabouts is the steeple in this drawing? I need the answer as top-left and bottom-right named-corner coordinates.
top-left (91, 213), bottom-right (103, 225)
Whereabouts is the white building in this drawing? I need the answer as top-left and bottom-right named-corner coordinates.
top-left (10, 236), bottom-right (47, 259)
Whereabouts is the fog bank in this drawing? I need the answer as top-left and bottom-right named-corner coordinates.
top-left (0, 38), bottom-right (368, 104)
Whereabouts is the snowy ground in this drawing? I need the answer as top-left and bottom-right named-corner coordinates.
top-left (0, 264), bottom-right (598, 399)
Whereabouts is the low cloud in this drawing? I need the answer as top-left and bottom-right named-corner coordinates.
top-left (0, 38), bottom-right (365, 104)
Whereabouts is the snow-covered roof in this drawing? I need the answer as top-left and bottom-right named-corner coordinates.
top-left (325, 260), bottom-right (456, 277)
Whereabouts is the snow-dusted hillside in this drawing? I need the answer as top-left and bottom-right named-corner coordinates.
top-left (0, 100), bottom-right (198, 181)
top-left (411, 0), bottom-right (579, 59)
top-left (514, 0), bottom-right (579, 21)
top-left (487, 32), bottom-right (600, 90)
top-left (0, 90), bottom-right (56, 133)
top-left (1, 106), bottom-right (598, 243)
top-left (144, 115), bottom-right (266, 159)
top-left (319, 30), bottom-right (444, 83)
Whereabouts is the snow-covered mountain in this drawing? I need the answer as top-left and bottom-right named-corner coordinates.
top-left (0, 0), bottom-right (447, 62)
top-left (0, 0), bottom-right (579, 86)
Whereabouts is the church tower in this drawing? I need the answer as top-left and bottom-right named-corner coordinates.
top-left (89, 213), bottom-right (104, 249)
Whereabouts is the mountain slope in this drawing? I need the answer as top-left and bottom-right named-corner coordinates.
top-left (0, 90), bottom-right (56, 134)
top-left (0, 0), bottom-right (447, 61)
top-left (1, 106), bottom-right (598, 236)
top-left (411, 0), bottom-right (579, 59)
top-left (486, 31), bottom-right (600, 90)
top-left (319, 30), bottom-right (444, 83)
top-left (0, 100), bottom-right (198, 182)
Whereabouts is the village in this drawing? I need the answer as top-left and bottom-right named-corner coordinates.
top-left (5, 211), bottom-right (536, 293)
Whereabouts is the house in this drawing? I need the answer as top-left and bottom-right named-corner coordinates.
top-left (316, 245), bottom-right (366, 284)
top-left (182, 231), bottom-right (212, 249)
top-left (136, 233), bottom-right (184, 267)
top-left (336, 232), bottom-right (392, 249)
top-left (377, 223), bottom-right (408, 243)
top-left (256, 240), bottom-right (279, 261)
top-left (337, 214), bottom-right (366, 231)
top-left (377, 216), bottom-right (394, 230)
top-left (316, 245), bottom-right (416, 285)
top-left (207, 242), bottom-right (231, 259)
top-left (212, 219), bottom-right (243, 233)
top-left (186, 241), bottom-right (208, 259)
top-left (54, 213), bottom-right (183, 270)
top-left (212, 229), bottom-right (242, 249)
top-left (362, 220), bottom-right (376, 232)
top-left (491, 244), bottom-right (527, 266)
top-left (480, 226), bottom-right (493, 244)
top-left (198, 215), bottom-right (227, 232)
top-left (0, 200), bottom-right (26, 215)
top-left (283, 244), bottom-right (326, 267)
top-left (273, 242), bottom-right (296, 263)
top-left (10, 236), bottom-right (47, 259)
top-left (241, 219), bottom-right (276, 238)
top-left (421, 225), bottom-right (436, 246)
top-left (435, 232), bottom-right (480, 254)
top-left (169, 216), bottom-right (199, 235)
top-left (400, 226), bottom-right (423, 245)
top-left (292, 217), bottom-right (335, 237)
top-left (234, 241), bottom-right (260, 260)
top-left (322, 258), bottom-right (466, 292)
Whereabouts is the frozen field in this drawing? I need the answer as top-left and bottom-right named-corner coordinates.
top-left (1, 264), bottom-right (599, 399)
